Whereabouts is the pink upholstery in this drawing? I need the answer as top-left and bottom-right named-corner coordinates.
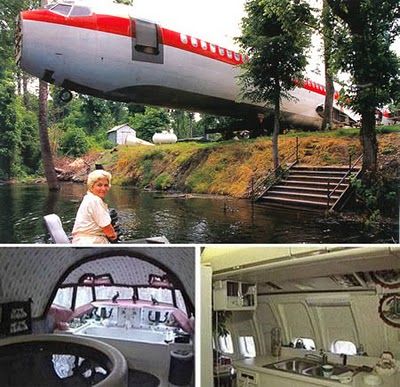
top-left (171, 309), bottom-right (193, 334)
top-left (48, 304), bottom-right (73, 331)
top-left (71, 303), bottom-right (94, 319)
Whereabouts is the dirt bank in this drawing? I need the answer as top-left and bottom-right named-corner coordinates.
top-left (55, 133), bottom-right (400, 198)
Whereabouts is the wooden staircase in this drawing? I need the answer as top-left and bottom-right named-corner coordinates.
top-left (258, 165), bottom-right (361, 210)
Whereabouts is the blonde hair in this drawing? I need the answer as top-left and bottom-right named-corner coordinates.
top-left (87, 170), bottom-right (112, 189)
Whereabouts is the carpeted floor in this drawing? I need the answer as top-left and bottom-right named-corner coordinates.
top-left (128, 369), bottom-right (160, 387)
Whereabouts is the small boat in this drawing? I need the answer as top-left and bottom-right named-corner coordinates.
top-left (43, 213), bottom-right (169, 244)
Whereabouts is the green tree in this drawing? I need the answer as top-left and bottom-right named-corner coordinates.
top-left (129, 106), bottom-right (170, 141)
top-left (237, 0), bottom-right (314, 169)
top-left (326, 0), bottom-right (400, 179)
top-left (15, 97), bottom-right (41, 175)
top-left (0, 71), bottom-right (18, 179)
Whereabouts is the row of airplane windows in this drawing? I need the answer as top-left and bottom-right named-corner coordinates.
top-left (179, 33), bottom-right (243, 62)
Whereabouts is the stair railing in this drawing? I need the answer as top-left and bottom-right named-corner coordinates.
top-left (327, 154), bottom-right (363, 210)
top-left (251, 137), bottom-right (300, 201)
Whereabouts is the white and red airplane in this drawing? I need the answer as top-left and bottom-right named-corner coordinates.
top-left (16, 0), bottom-right (356, 132)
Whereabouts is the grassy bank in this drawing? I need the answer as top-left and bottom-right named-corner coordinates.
top-left (94, 130), bottom-right (399, 198)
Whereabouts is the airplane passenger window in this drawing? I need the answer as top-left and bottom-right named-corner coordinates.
top-left (219, 332), bottom-right (234, 354)
top-left (234, 52), bottom-right (241, 61)
top-left (291, 337), bottom-right (316, 350)
top-left (227, 50), bottom-right (233, 59)
top-left (191, 37), bottom-right (198, 47)
top-left (330, 340), bottom-right (357, 355)
top-left (201, 41), bottom-right (208, 50)
top-left (218, 47), bottom-right (225, 56)
top-left (180, 34), bottom-right (188, 44)
top-left (69, 6), bottom-right (91, 17)
top-left (50, 4), bottom-right (72, 16)
top-left (239, 336), bottom-right (256, 358)
top-left (210, 44), bottom-right (216, 53)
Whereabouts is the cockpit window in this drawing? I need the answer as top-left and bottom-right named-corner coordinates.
top-left (70, 6), bottom-right (92, 17)
top-left (50, 4), bottom-right (72, 16)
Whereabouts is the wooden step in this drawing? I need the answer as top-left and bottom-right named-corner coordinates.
top-left (283, 180), bottom-right (349, 189)
top-left (290, 170), bottom-right (349, 177)
top-left (273, 185), bottom-right (346, 196)
top-left (260, 196), bottom-right (328, 208)
top-left (286, 174), bottom-right (348, 183)
top-left (264, 190), bottom-right (340, 203)
top-left (292, 165), bottom-right (360, 172)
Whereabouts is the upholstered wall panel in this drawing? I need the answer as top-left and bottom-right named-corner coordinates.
top-left (0, 247), bottom-right (195, 317)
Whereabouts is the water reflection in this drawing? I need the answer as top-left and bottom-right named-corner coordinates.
top-left (0, 183), bottom-right (396, 243)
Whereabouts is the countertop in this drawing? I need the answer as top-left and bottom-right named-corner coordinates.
top-left (233, 351), bottom-right (400, 387)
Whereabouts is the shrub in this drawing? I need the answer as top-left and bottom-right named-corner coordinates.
top-left (60, 127), bottom-right (89, 157)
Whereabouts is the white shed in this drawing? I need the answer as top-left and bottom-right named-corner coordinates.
top-left (107, 123), bottom-right (136, 145)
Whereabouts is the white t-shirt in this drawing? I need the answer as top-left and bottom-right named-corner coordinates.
top-left (71, 191), bottom-right (111, 244)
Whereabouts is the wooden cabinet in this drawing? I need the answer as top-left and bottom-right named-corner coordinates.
top-left (213, 281), bottom-right (257, 311)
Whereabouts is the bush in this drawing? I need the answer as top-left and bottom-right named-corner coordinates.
top-left (154, 173), bottom-right (172, 190)
top-left (60, 127), bottom-right (89, 157)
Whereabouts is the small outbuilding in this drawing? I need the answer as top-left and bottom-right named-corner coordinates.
top-left (107, 123), bottom-right (136, 145)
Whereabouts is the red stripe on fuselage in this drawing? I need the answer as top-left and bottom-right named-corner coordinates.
top-left (22, 9), bottom-right (337, 98)
top-left (21, 10), bottom-right (241, 65)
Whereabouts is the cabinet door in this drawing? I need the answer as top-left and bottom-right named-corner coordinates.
top-left (260, 373), bottom-right (327, 387)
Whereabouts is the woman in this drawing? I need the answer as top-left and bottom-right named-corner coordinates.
top-left (71, 170), bottom-right (117, 244)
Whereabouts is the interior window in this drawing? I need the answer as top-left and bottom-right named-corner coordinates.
top-left (50, 4), bottom-right (72, 16)
top-left (291, 337), bottom-right (316, 350)
top-left (95, 286), bottom-right (132, 300)
top-left (239, 336), bottom-right (256, 358)
top-left (219, 332), bottom-right (234, 354)
top-left (330, 340), bottom-right (357, 355)
top-left (75, 287), bottom-right (93, 308)
top-left (175, 289), bottom-right (188, 314)
top-left (138, 287), bottom-right (173, 305)
top-left (53, 287), bottom-right (73, 309)
top-left (69, 6), bottom-right (91, 17)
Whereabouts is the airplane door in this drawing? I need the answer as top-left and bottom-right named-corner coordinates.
top-left (131, 18), bottom-right (164, 64)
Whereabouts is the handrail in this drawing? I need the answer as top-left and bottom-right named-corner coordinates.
top-left (251, 137), bottom-right (299, 201)
top-left (327, 154), bottom-right (363, 208)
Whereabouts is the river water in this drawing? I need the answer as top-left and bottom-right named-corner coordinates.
top-left (0, 183), bottom-right (397, 244)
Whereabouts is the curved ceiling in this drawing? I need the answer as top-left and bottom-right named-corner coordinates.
top-left (0, 247), bottom-right (195, 318)
top-left (62, 256), bottom-right (167, 285)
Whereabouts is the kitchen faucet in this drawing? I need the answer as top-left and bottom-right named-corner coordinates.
top-left (305, 349), bottom-right (328, 364)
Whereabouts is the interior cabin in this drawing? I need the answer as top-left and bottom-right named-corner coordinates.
top-left (201, 246), bottom-right (400, 387)
top-left (0, 247), bottom-right (195, 387)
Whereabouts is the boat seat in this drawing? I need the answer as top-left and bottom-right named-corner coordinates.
top-left (43, 214), bottom-right (71, 244)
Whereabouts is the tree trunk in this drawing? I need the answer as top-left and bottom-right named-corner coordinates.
top-left (321, 0), bottom-right (334, 131)
top-left (22, 72), bottom-right (29, 107)
top-left (272, 93), bottom-right (280, 173)
top-left (39, 80), bottom-right (59, 191)
top-left (360, 108), bottom-right (378, 181)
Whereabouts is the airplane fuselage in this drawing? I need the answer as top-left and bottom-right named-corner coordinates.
top-left (17, 2), bottom-right (352, 130)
